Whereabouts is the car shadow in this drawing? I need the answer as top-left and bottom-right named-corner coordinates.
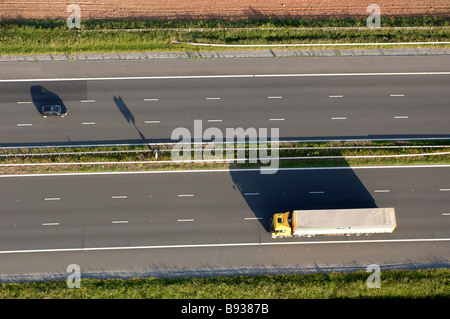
top-left (30, 85), bottom-right (67, 116)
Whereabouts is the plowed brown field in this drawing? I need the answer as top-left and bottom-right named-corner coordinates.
top-left (0, 0), bottom-right (449, 20)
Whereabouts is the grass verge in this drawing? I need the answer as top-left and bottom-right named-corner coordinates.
top-left (0, 140), bottom-right (449, 175)
top-left (0, 17), bottom-right (449, 54)
top-left (1, 269), bottom-right (448, 299)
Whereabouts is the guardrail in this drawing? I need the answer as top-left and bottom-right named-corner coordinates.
top-left (1, 151), bottom-right (449, 167)
top-left (0, 145), bottom-right (449, 158)
top-left (72, 26), bottom-right (450, 33)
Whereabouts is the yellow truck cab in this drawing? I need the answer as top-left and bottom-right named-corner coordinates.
top-left (270, 211), bottom-right (292, 238)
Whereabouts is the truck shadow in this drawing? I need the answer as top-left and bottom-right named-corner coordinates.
top-left (229, 152), bottom-right (377, 233)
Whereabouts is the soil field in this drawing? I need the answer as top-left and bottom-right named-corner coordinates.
top-left (0, 1), bottom-right (449, 21)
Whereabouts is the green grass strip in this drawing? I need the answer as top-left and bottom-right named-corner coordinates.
top-left (0, 269), bottom-right (448, 299)
top-left (1, 17), bottom-right (449, 54)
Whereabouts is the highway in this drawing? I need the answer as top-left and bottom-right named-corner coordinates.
top-left (0, 56), bottom-right (449, 146)
top-left (0, 166), bottom-right (449, 276)
top-left (0, 55), bottom-right (449, 278)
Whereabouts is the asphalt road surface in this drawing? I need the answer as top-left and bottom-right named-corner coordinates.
top-left (0, 56), bottom-right (449, 147)
top-left (0, 55), bottom-right (449, 279)
top-left (0, 166), bottom-right (449, 277)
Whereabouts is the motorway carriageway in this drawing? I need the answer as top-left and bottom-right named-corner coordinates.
top-left (0, 72), bottom-right (449, 146)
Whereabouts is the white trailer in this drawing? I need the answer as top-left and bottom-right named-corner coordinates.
top-left (271, 208), bottom-right (397, 238)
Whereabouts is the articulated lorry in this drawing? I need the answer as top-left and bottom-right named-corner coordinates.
top-left (270, 208), bottom-right (396, 238)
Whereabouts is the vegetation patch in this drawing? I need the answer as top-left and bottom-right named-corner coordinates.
top-left (0, 269), bottom-right (448, 299)
top-left (0, 140), bottom-right (449, 175)
top-left (1, 17), bottom-right (449, 54)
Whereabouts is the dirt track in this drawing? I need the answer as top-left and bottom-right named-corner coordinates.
top-left (0, 1), bottom-right (449, 20)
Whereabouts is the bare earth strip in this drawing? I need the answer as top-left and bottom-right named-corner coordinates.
top-left (0, 0), bottom-right (449, 20)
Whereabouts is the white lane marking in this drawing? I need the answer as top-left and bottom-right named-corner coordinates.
top-left (42, 223), bottom-right (59, 226)
top-left (178, 194), bottom-right (194, 197)
top-left (390, 94), bottom-right (405, 97)
top-left (144, 98), bottom-right (159, 101)
top-left (394, 116), bottom-right (409, 119)
top-left (2, 137), bottom-right (445, 149)
top-left (44, 197), bottom-right (61, 201)
top-left (329, 95), bottom-right (343, 98)
top-left (206, 97), bottom-right (221, 100)
top-left (442, 213), bottom-right (450, 216)
top-left (17, 101), bottom-right (32, 104)
top-left (144, 120), bottom-right (160, 124)
top-left (81, 100), bottom-right (96, 103)
top-left (439, 189), bottom-right (450, 192)
top-left (269, 118), bottom-right (285, 121)
top-left (17, 123), bottom-right (33, 127)
top-left (207, 119), bottom-right (222, 123)
top-left (267, 96), bottom-right (282, 99)
top-left (111, 195), bottom-right (127, 199)
top-left (2, 238), bottom-right (450, 254)
top-left (82, 122), bottom-right (96, 125)
top-left (331, 117), bottom-right (347, 120)
top-left (112, 220), bottom-right (129, 224)
top-left (177, 219), bottom-right (194, 222)
top-left (2, 72), bottom-right (450, 83)
top-left (309, 191), bottom-right (325, 194)
top-left (374, 190), bottom-right (390, 193)
top-left (2, 165), bottom-right (450, 178)
top-left (244, 192), bottom-right (260, 196)
top-left (244, 217), bottom-right (263, 220)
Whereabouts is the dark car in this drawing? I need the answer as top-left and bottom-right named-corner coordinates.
top-left (41, 105), bottom-right (67, 118)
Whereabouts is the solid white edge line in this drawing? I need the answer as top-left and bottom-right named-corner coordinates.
top-left (1, 238), bottom-right (450, 254)
top-left (1, 165), bottom-right (449, 178)
top-left (1, 72), bottom-right (450, 83)
top-left (5, 137), bottom-right (448, 149)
